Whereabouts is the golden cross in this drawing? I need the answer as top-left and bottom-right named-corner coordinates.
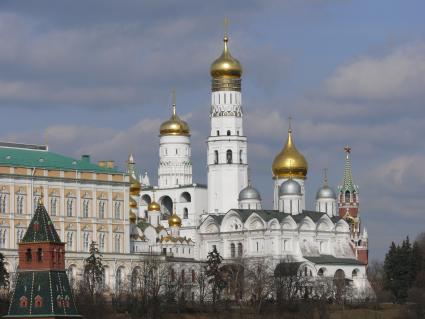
top-left (171, 89), bottom-right (176, 115)
top-left (288, 116), bottom-right (292, 132)
top-left (323, 168), bottom-right (328, 184)
top-left (224, 17), bottom-right (229, 37)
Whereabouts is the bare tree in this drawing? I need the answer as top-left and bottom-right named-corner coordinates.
top-left (274, 259), bottom-right (307, 305)
top-left (196, 265), bottom-right (210, 305)
top-left (244, 260), bottom-right (274, 313)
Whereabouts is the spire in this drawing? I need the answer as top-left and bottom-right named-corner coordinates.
top-left (341, 146), bottom-right (357, 193)
top-left (22, 198), bottom-right (61, 244)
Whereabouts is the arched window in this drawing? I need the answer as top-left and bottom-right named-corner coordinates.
top-left (317, 268), bottom-right (325, 277)
top-left (66, 232), bottom-right (73, 250)
top-left (19, 296), bottom-right (28, 308)
top-left (114, 234), bottom-right (121, 253)
top-left (0, 229), bottom-right (6, 248)
top-left (180, 192), bottom-right (191, 203)
top-left (237, 243), bottom-right (243, 257)
top-left (67, 265), bottom-right (76, 288)
top-left (183, 208), bottom-right (188, 219)
top-left (56, 295), bottom-right (63, 308)
top-left (98, 201), bottom-right (105, 219)
top-left (230, 243), bottom-right (235, 258)
top-left (352, 268), bottom-right (359, 278)
top-left (99, 233), bottom-right (105, 252)
top-left (214, 150), bottom-right (219, 164)
top-left (181, 269), bottom-right (185, 282)
top-left (239, 150), bottom-right (243, 164)
top-left (116, 267), bottom-right (124, 290)
top-left (226, 150), bottom-right (233, 164)
top-left (114, 201), bottom-right (121, 219)
top-left (192, 270), bottom-right (196, 283)
top-left (83, 199), bottom-right (89, 218)
top-left (17, 196), bottom-right (24, 215)
top-left (50, 198), bottom-right (57, 216)
top-left (227, 130), bottom-right (231, 136)
top-left (83, 233), bottom-right (89, 252)
top-left (34, 295), bottom-right (43, 308)
top-left (0, 194), bottom-right (6, 214)
top-left (216, 130), bottom-right (220, 136)
top-left (66, 198), bottom-right (73, 217)
top-left (345, 191), bottom-right (350, 203)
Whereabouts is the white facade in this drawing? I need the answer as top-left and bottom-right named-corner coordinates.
top-left (158, 135), bottom-right (192, 188)
top-left (207, 91), bottom-right (248, 215)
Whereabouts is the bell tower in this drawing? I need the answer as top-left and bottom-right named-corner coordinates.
top-left (207, 23), bottom-right (248, 214)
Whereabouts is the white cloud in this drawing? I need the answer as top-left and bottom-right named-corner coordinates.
top-left (325, 42), bottom-right (425, 100)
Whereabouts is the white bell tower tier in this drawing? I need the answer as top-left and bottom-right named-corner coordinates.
top-left (207, 34), bottom-right (248, 214)
top-left (158, 93), bottom-right (192, 189)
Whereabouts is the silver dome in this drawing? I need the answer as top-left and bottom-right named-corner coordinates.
top-left (238, 185), bottom-right (261, 201)
top-left (316, 185), bottom-right (336, 199)
top-left (279, 179), bottom-right (301, 196)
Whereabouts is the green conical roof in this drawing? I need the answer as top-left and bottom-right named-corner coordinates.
top-left (21, 199), bottom-right (61, 244)
top-left (340, 148), bottom-right (358, 194)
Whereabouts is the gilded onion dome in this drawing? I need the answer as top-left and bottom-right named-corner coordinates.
top-left (159, 96), bottom-right (190, 136)
top-left (168, 213), bottom-right (182, 228)
top-left (129, 211), bottom-right (137, 223)
top-left (272, 127), bottom-right (308, 179)
top-left (129, 197), bottom-right (138, 209)
top-left (148, 200), bottom-right (160, 212)
top-left (130, 176), bottom-right (141, 196)
top-left (210, 36), bottom-right (242, 79)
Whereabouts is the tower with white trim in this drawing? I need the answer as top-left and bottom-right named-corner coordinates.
top-left (158, 92), bottom-right (192, 189)
top-left (207, 28), bottom-right (248, 214)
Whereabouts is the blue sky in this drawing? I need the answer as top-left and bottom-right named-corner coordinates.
top-left (1, 0), bottom-right (424, 260)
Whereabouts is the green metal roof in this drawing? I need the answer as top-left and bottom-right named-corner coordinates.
top-left (6, 270), bottom-right (81, 318)
top-left (0, 145), bottom-right (120, 173)
top-left (21, 201), bottom-right (61, 244)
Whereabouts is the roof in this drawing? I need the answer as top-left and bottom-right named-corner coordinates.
top-left (21, 200), bottom-right (61, 244)
top-left (6, 270), bottom-right (81, 318)
top-left (305, 255), bottom-right (365, 266)
top-left (0, 144), bottom-right (120, 173)
top-left (227, 209), bottom-right (341, 224)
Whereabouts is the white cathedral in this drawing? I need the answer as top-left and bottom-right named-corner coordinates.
top-left (129, 33), bottom-right (371, 297)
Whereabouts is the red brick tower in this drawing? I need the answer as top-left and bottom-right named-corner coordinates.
top-left (337, 147), bottom-right (368, 265)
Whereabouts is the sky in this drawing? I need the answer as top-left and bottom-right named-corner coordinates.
top-left (0, 0), bottom-right (424, 261)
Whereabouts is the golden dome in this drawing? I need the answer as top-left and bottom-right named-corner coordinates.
top-left (210, 36), bottom-right (242, 79)
top-left (129, 197), bottom-right (138, 209)
top-left (159, 99), bottom-right (190, 136)
top-left (148, 200), bottom-right (160, 212)
top-left (168, 213), bottom-right (181, 228)
top-left (130, 176), bottom-right (141, 196)
top-left (272, 128), bottom-right (308, 179)
top-left (129, 211), bottom-right (137, 223)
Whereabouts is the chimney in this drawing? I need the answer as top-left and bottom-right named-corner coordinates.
top-left (106, 160), bottom-right (115, 168)
top-left (81, 154), bottom-right (90, 163)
